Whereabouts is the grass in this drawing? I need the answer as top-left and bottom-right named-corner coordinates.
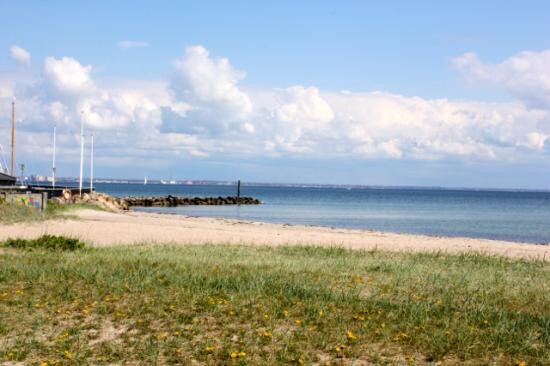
top-left (0, 239), bottom-right (548, 365)
top-left (3, 235), bottom-right (85, 251)
top-left (0, 201), bottom-right (102, 224)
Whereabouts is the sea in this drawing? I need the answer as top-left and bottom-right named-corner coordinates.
top-left (93, 182), bottom-right (550, 245)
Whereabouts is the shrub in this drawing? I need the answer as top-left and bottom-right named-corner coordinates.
top-left (3, 235), bottom-right (85, 251)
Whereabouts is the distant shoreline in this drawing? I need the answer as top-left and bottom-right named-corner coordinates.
top-left (37, 179), bottom-right (550, 193)
top-left (0, 208), bottom-right (547, 261)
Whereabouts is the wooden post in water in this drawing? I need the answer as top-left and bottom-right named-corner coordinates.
top-left (237, 179), bottom-right (241, 202)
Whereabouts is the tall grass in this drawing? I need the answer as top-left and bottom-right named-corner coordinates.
top-left (0, 243), bottom-right (548, 365)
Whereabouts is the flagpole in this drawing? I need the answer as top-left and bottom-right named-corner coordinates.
top-left (52, 124), bottom-right (57, 188)
top-left (79, 111), bottom-right (84, 197)
top-left (10, 99), bottom-right (15, 176)
top-left (90, 133), bottom-right (94, 193)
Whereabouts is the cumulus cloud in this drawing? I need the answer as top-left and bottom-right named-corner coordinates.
top-left (164, 45), bottom-right (252, 135)
top-left (452, 50), bottom-right (550, 108)
top-left (43, 57), bottom-right (96, 96)
top-left (1, 45), bottom-right (550, 179)
top-left (9, 45), bottom-right (31, 65)
top-left (118, 40), bottom-right (149, 49)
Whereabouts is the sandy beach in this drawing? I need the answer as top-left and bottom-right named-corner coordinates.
top-left (0, 208), bottom-right (547, 260)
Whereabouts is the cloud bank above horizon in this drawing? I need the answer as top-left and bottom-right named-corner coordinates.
top-left (0, 44), bottom-right (549, 185)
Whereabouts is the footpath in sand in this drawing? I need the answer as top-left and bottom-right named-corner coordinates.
top-left (0, 209), bottom-right (548, 260)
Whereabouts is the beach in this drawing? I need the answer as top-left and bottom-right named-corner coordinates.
top-left (1, 208), bottom-right (547, 260)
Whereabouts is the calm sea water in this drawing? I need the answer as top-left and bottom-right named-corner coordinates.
top-left (94, 183), bottom-right (550, 244)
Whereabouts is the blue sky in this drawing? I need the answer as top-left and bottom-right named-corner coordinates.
top-left (0, 1), bottom-right (549, 188)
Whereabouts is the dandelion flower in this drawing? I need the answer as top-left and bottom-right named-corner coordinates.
top-left (238, 352), bottom-right (246, 357)
top-left (230, 351), bottom-right (238, 359)
top-left (347, 330), bottom-right (357, 340)
top-left (295, 319), bottom-right (302, 325)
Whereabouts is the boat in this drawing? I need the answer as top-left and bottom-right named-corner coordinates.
top-left (144, 176), bottom-right (148, 185)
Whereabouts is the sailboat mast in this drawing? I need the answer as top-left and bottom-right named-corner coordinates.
top-left (79, 111), bottom-right (84, 197)
top-left (90, 133), bottom-right (94, 192)
top-left (52, 125), bottom-right (56, 188)
top-left (10, 100), bottom-right (15, 176)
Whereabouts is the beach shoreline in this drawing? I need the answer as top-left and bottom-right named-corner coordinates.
top-left (0, 208), bottom-right (548, 261)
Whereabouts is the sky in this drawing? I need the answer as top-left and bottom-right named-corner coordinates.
top-left (0, 0), bottom-right (549, 188)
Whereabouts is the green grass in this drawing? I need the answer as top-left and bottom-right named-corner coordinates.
top-left (3, 235), bottom-right (85, 251)
top-left (0, 241), bottom-right (548, 365)
top-left (0, 201), bottom-right (102, 224)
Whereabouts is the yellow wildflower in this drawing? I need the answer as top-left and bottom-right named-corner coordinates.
top-left (283, 309), bottom-right (289, 317)
top-left (319, 310), bottom-right (324, 317)
top-left (230, 351), bottom-right (238, 359)
top-left (347, 330), bottom-right (357, 340)
top-left (238, 352), bottom-right (246, 357)
top-left (63, 350), bottom-right (72, 359)
top-left (205, 346), bottom-right (214, 353)
top-left (518, 362), bottom-right (527, 366)
top-left (295, 319), bottom-right (302, 325)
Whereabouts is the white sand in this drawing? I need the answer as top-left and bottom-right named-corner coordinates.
top-left (0, 209), bottom-right (548, 260)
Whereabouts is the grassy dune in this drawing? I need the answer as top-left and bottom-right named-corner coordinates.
top-left (0, 202), bottom-right (101, 224)
top-left (0, 240), bottom-right (548, 365)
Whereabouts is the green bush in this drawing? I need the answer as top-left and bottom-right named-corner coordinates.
top-left (3, 235), bottom-right (85, 251)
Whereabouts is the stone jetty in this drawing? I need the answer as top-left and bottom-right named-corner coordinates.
top-left (123, 195), bottom-right (261, 207)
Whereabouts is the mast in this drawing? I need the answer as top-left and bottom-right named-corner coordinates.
top-left (79, 111), bottom-right (84, 197)
top-left (52, 124), bottom-right (56, 188)
top-left (90, 133), bottom-right (93, 192)
top-left (10, 100), bottom-right (15, 176)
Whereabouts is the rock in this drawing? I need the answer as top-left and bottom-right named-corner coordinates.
top-left (122, 195), bottom-right (261, 207)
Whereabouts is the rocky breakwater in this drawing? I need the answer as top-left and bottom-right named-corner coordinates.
top-left (123, 195), bottom-right (261, 207)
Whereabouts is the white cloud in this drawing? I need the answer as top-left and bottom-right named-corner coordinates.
top-left (276, 86), bottom-right (334, 127)
top-left (118, 40), bottom-right (149, 49)
top-left (43, 57), bottom-right (96, 96)
top-left (9, 45), bottom-right (31, 65)
top-left (452, 50), bottom-right (550, 108)
top-left (1, 45), bottom-right (550, 179)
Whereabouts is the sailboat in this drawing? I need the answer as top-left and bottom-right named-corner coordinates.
top-left (144, 176), bottom-right (148, 185)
